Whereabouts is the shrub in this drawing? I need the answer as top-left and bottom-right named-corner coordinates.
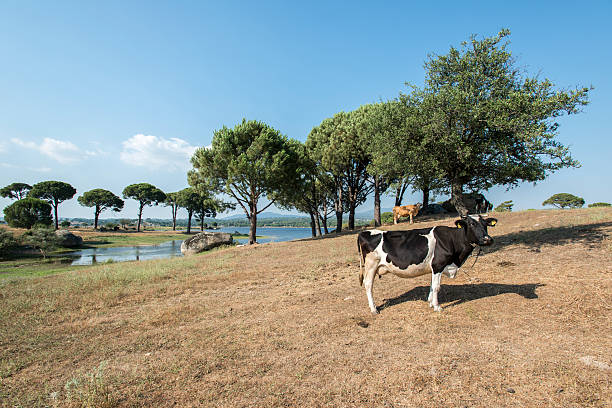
top-left (588, 202), bottom-right (611, 208)
top-left (0, 229), bottom-right (18, 256)
top-left (21, 226), bottom-right (61, 258)
top-left (60, 220), bottom-right (71, 228)
top-left (542, 193), bottom-right (585, 209)
top-left (494, 200), bottom-right (513, 212)
top-left (3, 198), bottom-right (53, 229)
top-left (381, 212), bottom-right (394, 224)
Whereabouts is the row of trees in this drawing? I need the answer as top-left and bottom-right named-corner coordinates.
top-left (1, 181), bottom-right (231, 233)
top-left (188, 30), bottom-right (590, 244)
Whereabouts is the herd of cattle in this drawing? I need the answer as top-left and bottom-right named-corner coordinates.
top-left (358, 196), bottom-right (497, 314)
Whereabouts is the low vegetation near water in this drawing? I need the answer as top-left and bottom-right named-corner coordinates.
top-left (1, 208), bottom-right (611, 407)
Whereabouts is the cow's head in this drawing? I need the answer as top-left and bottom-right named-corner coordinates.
top-left (455, 214), bottom-right (497, 246)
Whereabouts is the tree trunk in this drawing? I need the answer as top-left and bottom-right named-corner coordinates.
top-left (94, 207), bottom-right (100, 230)
top-left (451, 181), bottom-right (468, 217)
top-left (314, 211), bottom-right (322, 236)
top-left (421, 186), bottom-right (430, 215)
top-left (172, 205), bottom-right (177, 231)
top-left (187, 211), bottom-right (192, 234)
top-left (321, 201), bottom-right (329, 234)
top-left (335, 185), bottom-right (343, 233)
top-left (395, 180), bottom-right (408, 207)
top-left (53, 201), bottom-right (58, 230)
top-left (374, 176), bottom-right (381, 227)
top-left (137, 204), bottom-right (143, 232)
top-left (348, 203), bottom-right (356, 230)
top-left (309, 212), bottom-right (317, 237)
top-left (249, 212), bottom-right (257, 244)
top-left (200, 216), bottom-right (204, 231)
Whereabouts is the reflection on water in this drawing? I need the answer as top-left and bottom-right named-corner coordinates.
top-left (66, 227), bottom-right (313, 266)
top-left (68, 240), bottom-right (184, 265)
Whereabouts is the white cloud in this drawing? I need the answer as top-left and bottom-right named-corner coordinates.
top-left (0, 162), bottom-right (51, 172)
top-left (120, 134), bottom-right (197, 171)
top-left (0, 141), bottom-right (6, 153)
top-left (11, 137), bottom-right (81, 164)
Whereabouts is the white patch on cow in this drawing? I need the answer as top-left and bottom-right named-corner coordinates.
top-left (367, 229), bottom-right (384, 235)
top-left (469, 215), bottom-right (480, 221)
top-left (375, 227), bottom-right (437, 279)
top-left (429, 272), bottom-right (443, 311)
top-left (442, 263), bottom-right (459, 278)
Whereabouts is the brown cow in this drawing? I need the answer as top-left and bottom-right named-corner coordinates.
top-left (392, 203), bottom-right (421, 225)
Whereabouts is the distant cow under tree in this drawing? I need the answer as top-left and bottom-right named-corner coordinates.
top-left (357, 215), bottom-right (497, 314)
top-left (392, 203), bottom-right (421, 224)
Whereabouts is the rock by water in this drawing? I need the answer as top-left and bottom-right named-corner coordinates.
top-left (55, 230), bottom-right (83, 248)
top-left (181, 232), bottom-right (233, 255)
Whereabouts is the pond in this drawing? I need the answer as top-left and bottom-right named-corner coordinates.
top-left (67, 227), bottom-right (313, 265)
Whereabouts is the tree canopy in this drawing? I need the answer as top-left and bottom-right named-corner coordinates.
top-left (542, 193), bottom-right (585, 209)
top-left (28, 181), bottom-right (77, 229)
top-left (77, 189), bottom-right (125, 230)
top-left (419, 29), bottom-right (590, 215)
top-left (3, 198), bottom-right (53, 229)
top-left (122, 183), bottom-right (166, 232)
top-left (189, 119), bottom-right (300, 244)
top-left (0, 183), bottom-right (32, 200)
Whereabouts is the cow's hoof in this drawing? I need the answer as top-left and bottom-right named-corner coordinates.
top-left (433, 305), bottom-right (443, 312)
top-left (370, 309), bottom-right (379, 315)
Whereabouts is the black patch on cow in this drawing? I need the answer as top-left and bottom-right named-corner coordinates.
top-left (430, 226), bottom-right (477, 273)
top-left (358, 231), bottom-right (383, 261)
top-left (381, 229), bottom-right (432, 269)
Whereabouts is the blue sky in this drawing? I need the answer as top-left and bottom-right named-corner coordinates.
top-left (1, 1), bottom-right (610, 221)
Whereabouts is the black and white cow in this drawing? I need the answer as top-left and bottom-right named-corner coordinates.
top-left (357, 215), bottom-right (497, 314)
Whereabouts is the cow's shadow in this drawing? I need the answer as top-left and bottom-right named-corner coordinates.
top-left (379, 282), bottom-right (543, 311)
top-left (486, 221), bottom-right (612, 253)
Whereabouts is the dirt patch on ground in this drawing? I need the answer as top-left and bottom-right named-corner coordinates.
top-left (1, 209), bottom-right (611, 407)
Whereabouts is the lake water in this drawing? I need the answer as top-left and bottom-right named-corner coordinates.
top-left (67, 227), bottom-right (313, 265)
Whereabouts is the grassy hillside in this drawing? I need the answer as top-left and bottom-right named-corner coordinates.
top-left (1, 209), bottom-right (611, 407)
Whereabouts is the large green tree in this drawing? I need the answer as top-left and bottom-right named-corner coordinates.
top-left (28, 181), bottom-right (77, 230)
top-left (307, 111), bottom-right (373, 231)
top-left (77, 189), bottom-right (125, 230)
top-left (3, 198), bottom-right (53, 229)
top-left (0, 183), bottom-right (32, 200)
top-left (189, 119), bottom-right (300, 244)
top-left (420, 29), bottom-right (590, 215)
top-left (122, 183), bottom-right (166, 232)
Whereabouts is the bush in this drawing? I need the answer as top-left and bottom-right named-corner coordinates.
top-left (22, 226), bottom-right (61, 258)
top-left (0, 229), bottom-right (18, 256)
top-left (588, 202), bottom-right (611, 208)
top-left (60, 220), bottom-right (71, 228)
top-left (3, 198), bottom-right (53, 229)
top-left (494, 200), bottom-right (513, 212)
top-left (381, 212), bottom-right (394, 224)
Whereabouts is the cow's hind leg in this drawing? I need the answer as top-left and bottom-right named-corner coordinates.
top-left (363, 254), bottom-right (380, 314)
top-left (428, 272), bottom-right (443, 312)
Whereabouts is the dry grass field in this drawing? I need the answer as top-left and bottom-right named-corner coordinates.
top-left (1, 209), bottom-right (611, 407)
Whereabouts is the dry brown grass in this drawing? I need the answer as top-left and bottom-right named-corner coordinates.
top-left (1, 208), bottom-right (611, 407)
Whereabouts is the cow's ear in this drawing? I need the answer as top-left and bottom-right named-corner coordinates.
top-left (485, 218), bottom-right (498, 227)
top-left (455, 220), bottom-right (467, 229)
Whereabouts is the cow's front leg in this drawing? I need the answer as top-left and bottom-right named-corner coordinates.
top-left (363, 255), bottom-right (380, 314)
top-left (429, 272), bottom-right (443, 312)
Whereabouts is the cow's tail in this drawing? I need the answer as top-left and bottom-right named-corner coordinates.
top-left (358, 236), bottom-right (364, 286)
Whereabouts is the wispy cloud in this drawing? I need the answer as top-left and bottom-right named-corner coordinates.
top-left (120, 134), bottom-right (197, 171)
top-left (11, 137), bottom-right (81, 164)
top-left (0, 162), bottom-right (51, 172)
